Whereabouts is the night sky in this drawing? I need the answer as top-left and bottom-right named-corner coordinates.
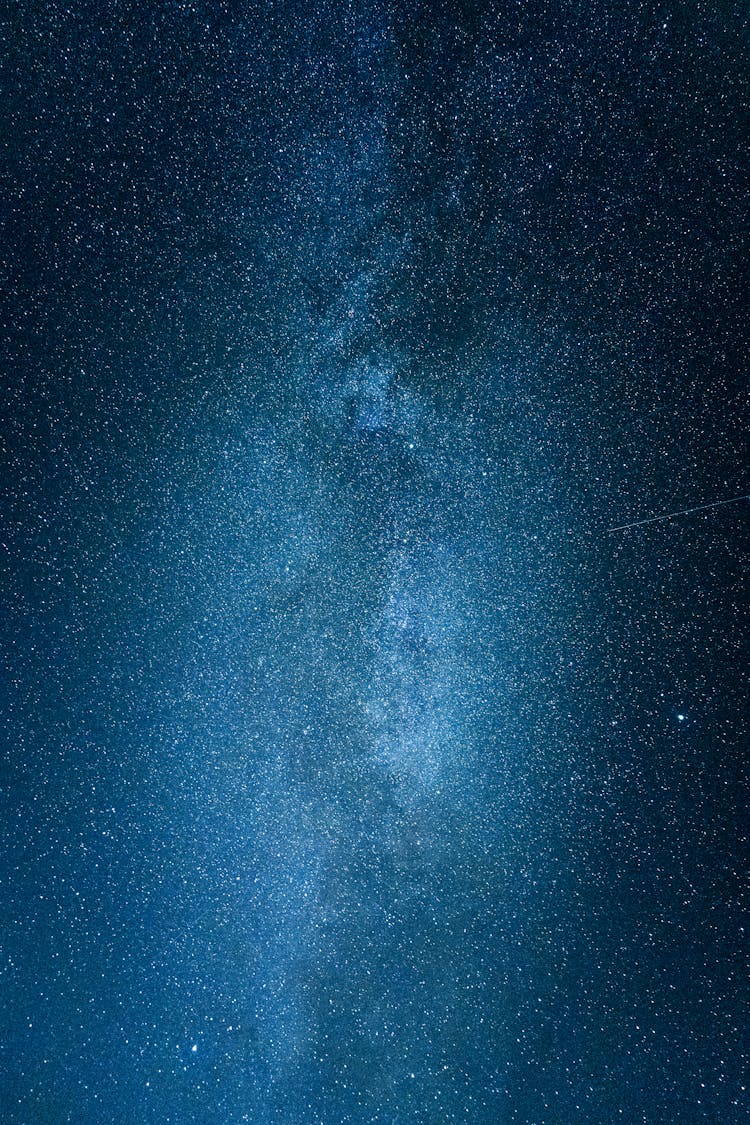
top-left (1, 2), bottom-right (748, 1122)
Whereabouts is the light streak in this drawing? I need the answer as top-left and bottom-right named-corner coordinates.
top-left (608, 494), bottom-right (750, 532)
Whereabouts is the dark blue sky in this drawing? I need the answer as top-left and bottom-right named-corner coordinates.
top-left (1, 1), bottom-right (748, 1122)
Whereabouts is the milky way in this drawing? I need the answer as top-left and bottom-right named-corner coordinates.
top-left (2, 2), bottom-right (748, 1122)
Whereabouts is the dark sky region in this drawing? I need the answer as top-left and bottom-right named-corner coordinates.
top-left (1, 2), bottom-right (748, 1122)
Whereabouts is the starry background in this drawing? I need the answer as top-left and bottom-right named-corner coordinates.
top-left (1, 1), bottom-right (748, 1122)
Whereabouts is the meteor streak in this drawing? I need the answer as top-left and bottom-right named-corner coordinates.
top-left (608, 494), bottom-right (750, 532)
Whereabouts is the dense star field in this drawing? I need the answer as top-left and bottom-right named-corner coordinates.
top-left (1, 2), bottom-right (748, 1122)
